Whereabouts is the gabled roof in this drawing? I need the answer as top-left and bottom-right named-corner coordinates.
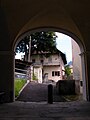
top-left (54, 49), bottom-right (67, 65)
top-left (31, 49), bottom-right (67, 65)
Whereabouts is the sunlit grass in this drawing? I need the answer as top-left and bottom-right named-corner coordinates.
top-left (15, 78), bottom-right (27, 97)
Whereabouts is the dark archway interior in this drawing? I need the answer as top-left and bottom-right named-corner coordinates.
top-left (0, 1), bottom-right (90, 103)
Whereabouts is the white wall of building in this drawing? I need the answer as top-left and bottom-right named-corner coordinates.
top-left (34, 67), bottom-right (42, 83)
top-left (31, 53), bottom-right (65, 83)
top-left (43, 66), bottom-right (62, 82)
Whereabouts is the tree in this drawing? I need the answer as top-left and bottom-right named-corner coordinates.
top-left (65, 65), bottom-right (72, 78)
top-left (16, 36), bottom-right (30, 60)
top-left (16, 31), bottom-right (57, 60)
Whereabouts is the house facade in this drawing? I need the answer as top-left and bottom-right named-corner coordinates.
top-left (30, 50), bottom-right (67, 83)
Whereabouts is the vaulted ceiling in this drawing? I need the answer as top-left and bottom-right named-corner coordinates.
top-left (1, 0), bottom-right (90, 49)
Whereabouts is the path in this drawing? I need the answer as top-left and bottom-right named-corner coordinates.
top-left (16, 82), bottom-right (66, 102)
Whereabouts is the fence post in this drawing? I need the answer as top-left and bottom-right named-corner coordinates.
top-left (48, 84), bottom-right (53, 104)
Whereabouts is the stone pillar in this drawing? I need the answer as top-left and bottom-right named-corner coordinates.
top-left (0, 5), bottom-right (15, 103)
top-left (80, 51), bottom-right (90, 101)
top-left (48, 84), bottom-right (53, 104)
top-left (0, 51), bottom-right (15, 103)
top-left (80, 52), bottom-right (87, 100)
top-left (84, 51), bottom-right (90, 101)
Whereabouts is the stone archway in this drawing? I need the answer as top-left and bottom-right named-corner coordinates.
top-left (1, 0), bottom-right (90, 103)
top-left (14, 27), bottom-right (87, 101)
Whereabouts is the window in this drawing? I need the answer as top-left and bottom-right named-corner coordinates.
top-left (32, 59), bottom-right (35, 63)
top-left (58, 71), bottom-right (60, 76)
top-left (41, 60), bottom-right (44, 64)
top-left (52, 71), bottom-right (54, 76)
top-left (55, 58), bottom-right (57, 60)
top-left (52, 71), bottom-right (60, 76)
top-left (80, 81), bottom-right (83, 86)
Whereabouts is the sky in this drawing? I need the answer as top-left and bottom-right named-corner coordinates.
top-left (56, 32), bottom-right (72, 63)
top-left (15, 32), bottom-right (72, 63)
top-left (15, 52), bottom-right (25, 59)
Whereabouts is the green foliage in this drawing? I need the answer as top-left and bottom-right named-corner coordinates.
top-left (65, 65), bottom-right (71, 77)
top-left (15, 31), bottom-right (57, 58)
top-left (15, 79), bottom-right (27, 97)
top-left (32, 74), bottom-right (38, 81)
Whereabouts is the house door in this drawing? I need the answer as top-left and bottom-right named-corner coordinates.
top-left (44, 73), bottom-right (48, 83)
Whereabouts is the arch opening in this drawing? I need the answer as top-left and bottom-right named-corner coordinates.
top-left (14, 28), bottom-right (87, 102)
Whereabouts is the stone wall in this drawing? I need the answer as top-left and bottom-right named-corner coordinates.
top-left (56, 80), bottom-right (80, 95)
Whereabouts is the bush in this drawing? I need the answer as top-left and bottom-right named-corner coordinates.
top-left (32, 74), bottom-right (38, 81)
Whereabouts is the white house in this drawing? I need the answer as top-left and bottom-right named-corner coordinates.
top-left (30, 50), bottom-right (67, 83)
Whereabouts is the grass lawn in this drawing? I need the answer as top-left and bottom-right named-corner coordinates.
top-left (15, 78), bottom-right (27, 97)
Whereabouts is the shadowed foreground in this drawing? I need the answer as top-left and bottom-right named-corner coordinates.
top-left (0, 101), bottom-right (90, 120)
top-left (0, 82), bottom-right (89, 120)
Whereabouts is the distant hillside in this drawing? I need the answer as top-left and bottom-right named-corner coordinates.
top-left (68, 61), bottom-right (72, 66)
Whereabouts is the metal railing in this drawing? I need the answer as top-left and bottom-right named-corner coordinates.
top-left (15, 68), bottom-right (27, 79)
